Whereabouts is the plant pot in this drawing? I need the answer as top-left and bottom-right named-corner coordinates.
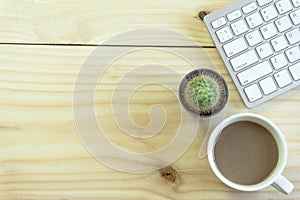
top-left (179, 68), bottom-right (228, 118)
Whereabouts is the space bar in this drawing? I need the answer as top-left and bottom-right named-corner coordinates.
top-left (237, 61), bottom-right (273, 86)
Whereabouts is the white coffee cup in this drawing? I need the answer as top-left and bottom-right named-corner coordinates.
top-left (207, 113), bottom-right (294, 194)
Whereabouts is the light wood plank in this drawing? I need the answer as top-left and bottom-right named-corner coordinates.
top-left (0, 45), bottom-right (299, 199)
top-left (0, 0), bottom-right (234, 46)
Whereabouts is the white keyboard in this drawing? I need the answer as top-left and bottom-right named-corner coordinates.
top-left (204, 0), bottom-right (300, 108)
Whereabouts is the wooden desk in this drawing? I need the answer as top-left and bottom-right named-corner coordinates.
top-left (0, 0), bottom-right (299, 199)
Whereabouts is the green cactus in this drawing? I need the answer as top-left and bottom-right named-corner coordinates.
top-left (187, 74), bottom-right (219, 113)
top-left (180, 69), bottom-right (227, 117)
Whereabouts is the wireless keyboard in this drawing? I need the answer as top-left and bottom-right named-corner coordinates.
top-left (204, 0), bottom-right (300, 108)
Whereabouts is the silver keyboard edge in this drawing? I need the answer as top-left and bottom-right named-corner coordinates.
top-left (204, 0), bottom-right (300, 108)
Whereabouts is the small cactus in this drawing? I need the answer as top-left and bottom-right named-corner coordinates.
top-left (189, 75), bottom-right (219, 109)
top-left (179, 69), bottom-right (228, 117)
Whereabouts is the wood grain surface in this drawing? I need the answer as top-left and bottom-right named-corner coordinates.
top-left (0, 0), bottom-right (233, 46)
top-left (0, 0), bottom-right (299, 199)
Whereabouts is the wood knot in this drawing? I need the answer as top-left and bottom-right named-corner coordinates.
top-left (198, 10), bottom-right (210, 21)
top-left (160, 166), bottom-right (177, 183)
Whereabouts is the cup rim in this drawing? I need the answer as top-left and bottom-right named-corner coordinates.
top-left (207, 113), bottom-right (287, 191)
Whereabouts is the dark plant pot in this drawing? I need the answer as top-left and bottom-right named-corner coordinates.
top-left (179, 68), bottom-right (228, 118)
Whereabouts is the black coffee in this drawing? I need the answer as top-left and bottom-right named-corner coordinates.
top-left (214, 121), bottom-right (279, 185)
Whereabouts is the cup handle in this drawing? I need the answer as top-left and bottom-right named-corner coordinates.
top-left (271, 174), bottom-right (294, 194)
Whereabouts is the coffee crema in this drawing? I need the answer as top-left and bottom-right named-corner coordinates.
top-left (214, 121), bottom-right (279, 185)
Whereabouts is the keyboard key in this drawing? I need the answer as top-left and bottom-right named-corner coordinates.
top-left (230, 50), bottom-right (259, 71)
top-left (246, 12), bottom-right (264, 28)
top-left (261, 5), bottom-right (278, 21)
top-left (270, 53), bottom-right (288, 69)
top-left (271, 35), bottom-right (288, 52)
top-left (286, 29), bottom-right (300, 44)
top-left (256, 43), bottom-right (273, 59)
top-left (212, 17), bottom-right (227, 29)
top-left (227, 10), bottom-right (242, 21)
top-left (244, 84), bottom-right (263, 102)
top-left (275, 0), bottom-right (293, 14)
top-left (274, 70), bottom-right (293, 87)
top-left (259, 77), bottom-right (277, 95)
top-left (216, 27), bottom-right (233, 43)
top-left (245, 30), bottom-right (263, 46)
top-left (289, 62), bottom-right (300, 80)
top-left (275, 16), bottom-right (293, 32)
top-left (260, 23), bottom-right (277, 39)
top-left (257, 0), bottom-right (273, 7)
top-left (290, 10), bottom-right (300, 25)
top-left (242, 2), bottom-right (258, 14)
top-left (231, 20), bottom-right (248, 36)
top-left (223, 37), bottom-right (248, 57)
top-left (285, 46), bottom-right (300, 62)
top-left (237, 61), bottom-right (273, 86)
top-left (291, 0), bottom-right (300, 7)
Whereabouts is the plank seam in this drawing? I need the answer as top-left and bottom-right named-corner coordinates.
top-left (0, 42), bottom-right (215, 48)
